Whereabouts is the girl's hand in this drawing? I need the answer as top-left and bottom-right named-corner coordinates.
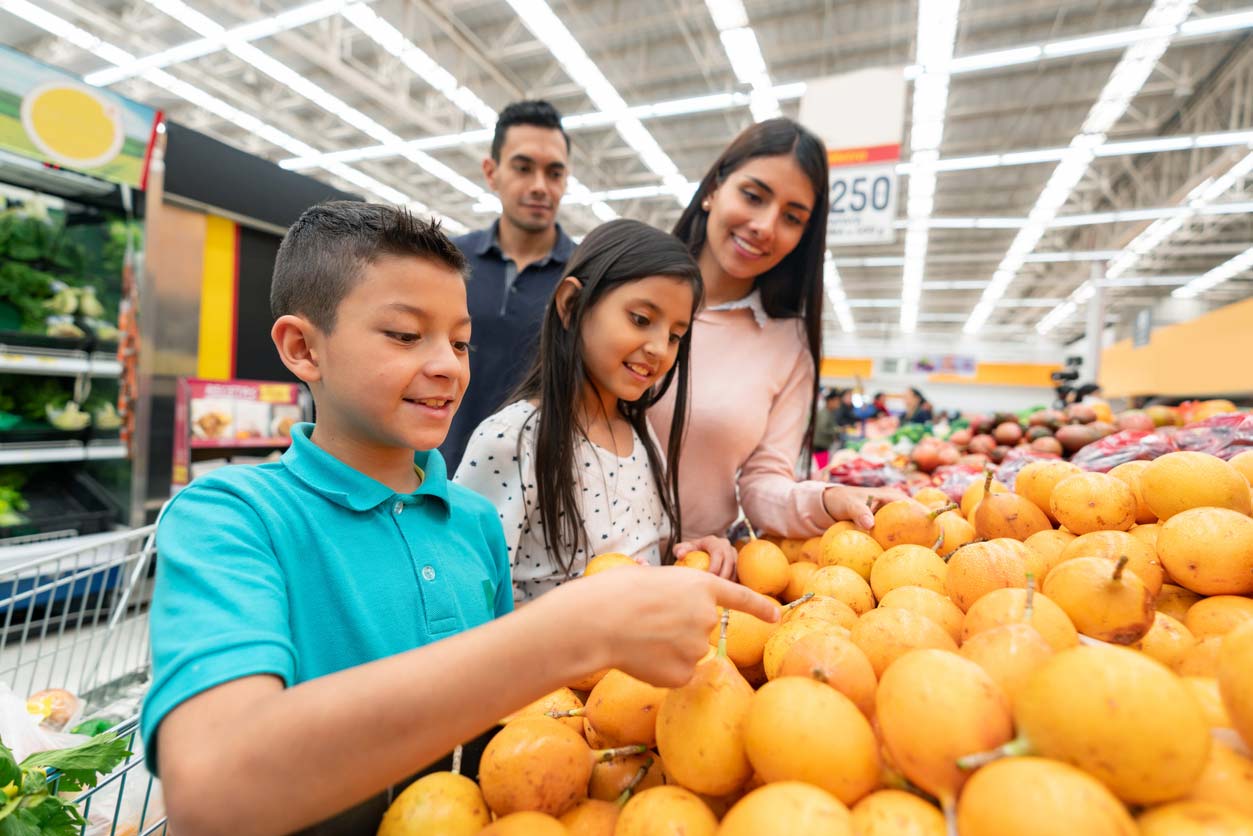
top-left (674, 537), bottom-right (738, 580)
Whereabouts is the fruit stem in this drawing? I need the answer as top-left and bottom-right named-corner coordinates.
top-left (810, 667), bottom-right (828, 684)
top-left (1111, 554), bottom-right (1129, 582)
top-left (928, 503), bottom-right (959, 521)
top-left (716, 608), bottom-right (731, 658)
top-left (932, 529), bottom-right (946, 553)
top-left (594, 744), bottom-right (649, 764)
top-left (615, 756), bottom-right (655, 807)
top-left (781, 592), bottom-right (815, 612)
top-left (545, 708), bottom-right (585, 719)
top-left (956, 734), bottom-right (1034, 770)
top-left (983, 468), bottom-right (994, 494)
top-left (451, 744), bottom-right (463, 776)
top-left (1024, 573), bottom-right (1036, 621)
top-left (943, 798), bottom-right (958, 836)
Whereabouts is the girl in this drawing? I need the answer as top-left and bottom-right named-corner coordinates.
top-left (454, 219), bottom-right (733, 604)
top-left (651, 118), bottom-right (907, 544)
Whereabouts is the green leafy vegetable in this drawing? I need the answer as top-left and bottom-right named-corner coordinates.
top-left (0, 733), bottom-right (131, 836)
top-left (21, 733), bottom-right (131, 794)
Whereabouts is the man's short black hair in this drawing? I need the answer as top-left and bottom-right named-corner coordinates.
top-left (491, 100), bottom-right (570, 162)
top-left (271, 201), bottom-right (467, 333)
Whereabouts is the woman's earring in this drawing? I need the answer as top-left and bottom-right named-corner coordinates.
top-left (701, 199), bottom-right (711, 211)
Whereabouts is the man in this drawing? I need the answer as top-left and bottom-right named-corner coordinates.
top-left (442, 100), bottom-right (576, 473)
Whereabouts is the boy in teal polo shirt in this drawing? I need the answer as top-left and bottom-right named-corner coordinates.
top-left (144, 202), bottom-right (775, 835)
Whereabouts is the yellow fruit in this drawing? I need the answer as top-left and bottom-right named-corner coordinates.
top-left (559, 798), bottom-right (618, 835)
top-left (799, 536), bottom-right (823, 563)
top-left (614, 786), bottom-right (717, 836)
top-left (781, 594), bottom-right (858, 630)
top-left (587, 751), bottom-right (665, 801)
top-left (960, 622), bottom-right (1054, 705)
top-left (1014, 645), bottom-right (1211, 804)
top-left (1179, 636), bottom-right (1224, 678)
top-left (1136, 801), bottom-right (1253, 835)
top-left (500, 687), bottom-right (585, 736)
top-left (876, 585), bottom-right (965, 643)
top-left (736, 539), bottom-right (789, 596)
top-left (875, 649), bottom-right (1013, 808)
top-left (763, 617), bottom-right (844, 680)
top-left (962, 476), bottom-right (1008, 518)
top-left (717, 782), bottom-right (852, 836)
top-left (913, 487), bottom-right (952, 508)
top-left (567, 668), bottom-right (609, 691)
top-left (1157, 583), bottom-right (1205, 623)
top-left (783, 561), bottom-right (818, 603)
top-left (955, 756), bottom-right (1136, 836)
top-left (743, 677), bottom-right (879, 804)
top-left (777, 537), bottom-right (808, 563)
top-left (851, 607), bottom-right (958, 678)
top-left (870, 500), bottom-right (948, 550)
top-left (961, 586), bottom-right (1079, 652)
top-left (478, 811), bottom-right (568, 835)
top-left (1042, 556), bottom-right (1154, 644)
top-left (935, 511), bottom-right (977, 557)
top-left (708, 608), bottom-right (780, 669)
top-left (869, 545), bottom-right (946, 599)
top-left (1023, 528), bottom-right (1077, 580)
top-left (776, 631), bottom-right (877, 718)
top-left (584, 552), bottom-right (637, 576)
top-left (655, 652), bottom-right (754, 796)
top-left (585, 670), bottom-right (668, 748)
top-left (1187, 740), bottom-right (1253, 818)
top-left (850, 789), bottom-right (944, 836)
top-left (1134, 611), bottom-right (1195, 671)
top-left (1049, 472), bottom-right (1137, 534)
top-left (1130, 521), bottom-right (1161, 550)
top-left (803, 566), bottom-right (875, 615)
top-left (377, 772), bottom-right (491, 836)
top-left (675, 550), bottom-right (711, 570)
top-left (1109, 461), bottom-right (1157, 524)
top-left (944, 539), bottom-right (1030, 613)
top-left (479, 716), bottom-right (592, 817)
top-left (1187, 596), bottom-right (1253, 639)
top-left (1058, 530), bottom-right (1164, 596)
top-left (1142, 451), bottom-right (1253, 520)
top-left (1183, 677), bottom-right (1232, 728)
top-left (1159, 508), bottom-right (1253, 596)
top-left (1231, 450), bottom-right (1253, 487)
top-left (819, 529), bottom-right (883, 579)
top-left (973, 486), bottom-right (1052, 541)
top-left (1015, 460), bottom-right (1082, 523)
top-left (1219, 621), bottom-right (1253, 749)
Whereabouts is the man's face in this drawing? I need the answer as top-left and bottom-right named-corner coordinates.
top-left (483, 124), bottom-right (569, 234)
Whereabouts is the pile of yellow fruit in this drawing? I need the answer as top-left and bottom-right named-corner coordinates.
top-left (379, 449), bottom-right (1253, 835)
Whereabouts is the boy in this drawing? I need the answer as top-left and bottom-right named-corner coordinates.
top-left (142, 202), bottom-right (775, 835)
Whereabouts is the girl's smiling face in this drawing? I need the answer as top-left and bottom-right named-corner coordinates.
top-left (700, 154), bottom-right (816, 287)
top-left (559, 274), bottom-right (694, 411)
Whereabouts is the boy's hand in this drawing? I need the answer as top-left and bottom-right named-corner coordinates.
top-left (673, 537), bottom-right (737, 580)
top-left (541, 567), bottom-right (777, 688)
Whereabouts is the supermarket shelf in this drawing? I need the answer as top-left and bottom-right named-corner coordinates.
top-left (0, 441), bottom-right (127, 465)
top-left (191, 437), bottom-right (292, 449)
top-left (0, 346), bottom-right (121, 377)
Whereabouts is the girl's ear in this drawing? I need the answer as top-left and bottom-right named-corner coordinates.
top-left (554, 277), bottom-right (584, 328)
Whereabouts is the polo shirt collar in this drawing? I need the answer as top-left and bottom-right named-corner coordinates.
top-left (706, 288), bottom-right (769, 329)
top-left (282, 423), bottom-right (450, 513)
top-left (478, 219), bottom-right (575, 267)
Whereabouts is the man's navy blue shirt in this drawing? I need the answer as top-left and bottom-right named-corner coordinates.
top-left (442, 220), bottom-right (576, 473)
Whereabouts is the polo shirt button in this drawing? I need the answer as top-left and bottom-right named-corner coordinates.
top-left (421, 565), bottom-right (436, 581)
top-left (393, 501), bottom-right (404, 515)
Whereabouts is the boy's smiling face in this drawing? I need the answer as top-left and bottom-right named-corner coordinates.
top-left (301, 255), bottom-right (471, 453)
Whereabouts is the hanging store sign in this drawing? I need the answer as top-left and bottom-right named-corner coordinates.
top-left (0, 45), bottom-right (162, 190)
top-left (799, 68), bottom-right (906, 246)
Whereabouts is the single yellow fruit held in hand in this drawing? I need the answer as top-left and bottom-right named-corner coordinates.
top-left (1158, 507), bottom-right (1253, 596)
top-left (584, 552), bottom-right (637, 576)
top-left (1136, 801), bottom-right (1253, 836)
top-left (851, 789), bottom-right (944, 836)
top-left (615, 786), bottom-right (717, 836)
top-left (717, 782), bottom-right (852, 836)
top-left (675, 550), bottom-right (711, 570)
top-left (736, 539), bottom-right (790, 596)
top-left (743, 677), bottom-right (879, 805)
top-left (1141, 451), bottom-right (1253, 520)
top-left (1219, 620), bottom-right (1253, 750)
top-left (1050, 472), bottom-right (1137, 534)
top-left (955, 756), bottom-right (1136, 836)
top-left (377, 772), bottom-right (491, 836)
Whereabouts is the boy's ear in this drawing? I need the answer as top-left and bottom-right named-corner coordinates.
top-left (271, 314), bottom-right (323, 385)
top-left (482, 156), bottom-right (498, 190)
top-left (554, 277), bottom-right (583, 328)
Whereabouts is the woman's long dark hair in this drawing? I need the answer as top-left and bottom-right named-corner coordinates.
top-left (515, 218), bottom-right (703, 575)
top-left (672, 117), bottom-right (829, 473)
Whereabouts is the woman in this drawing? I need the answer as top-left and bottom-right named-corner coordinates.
top-left (650, 118), bottom-right (904, 540)
top-left (903, 387), bottom-right (934, 423)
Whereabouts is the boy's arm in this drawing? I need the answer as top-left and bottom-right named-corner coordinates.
top-left (158, 567), bottom-right (776, 836)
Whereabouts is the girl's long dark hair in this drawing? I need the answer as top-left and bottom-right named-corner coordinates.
top-left (672, 117), bottom-right (829, 473)
top-left (515, 218), bottom-right (703, 575)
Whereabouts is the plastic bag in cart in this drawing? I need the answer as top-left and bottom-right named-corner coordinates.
top-left (1170, 413), bottom-right (1253, 460)
top-left (1070, 430), bottom-right (1177, 472)
top-left (826, 458), bottom-right (908, 488)
top-left (995, 448), bottom-right (1061, 492)
top-left (0, 683), bottom-right (88, 762)
top-left (79, 726), bottom-right (165, 836)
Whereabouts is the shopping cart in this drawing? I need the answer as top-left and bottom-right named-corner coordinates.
top-left (0, 526), bottom-right (167, 835)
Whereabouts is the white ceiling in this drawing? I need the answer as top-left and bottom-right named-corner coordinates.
top-left (2, 0), bottom-right (1251, 348)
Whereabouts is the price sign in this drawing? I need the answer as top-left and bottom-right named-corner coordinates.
top-left (828, 163), bottom-right (898, 245)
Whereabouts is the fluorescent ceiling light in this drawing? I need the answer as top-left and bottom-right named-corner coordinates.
top-left (965, 0), bottom-right (1196, 335)
top-left (824, 252), bottom-right (856, 332)
top-left (705, 1), bottom-right (780, 121)
top-left (1172, 245), bottom-right (1253, 297)
top-left (85, 0), bottom-right (357, 86)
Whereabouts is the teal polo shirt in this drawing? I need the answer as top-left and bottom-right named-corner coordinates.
top-left (140, 423), bottom-right (513, 770)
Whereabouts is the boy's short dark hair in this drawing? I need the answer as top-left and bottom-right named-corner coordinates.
top-left (271, 201), bottom-right (467, 333)
top-left (491, 100), bottom-right (570, 161)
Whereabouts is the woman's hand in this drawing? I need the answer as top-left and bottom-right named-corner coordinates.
top-left (674, 536), bottom-right (738, 580)
top-left (822, 484), bottom-right (910, 528)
